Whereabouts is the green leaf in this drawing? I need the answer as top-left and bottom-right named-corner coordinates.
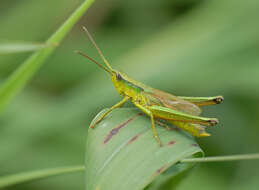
top-left (0, 42), bottom-right (53, 54)
top-left (86, 108), bottom-right (203, 190)
top-left (0, 0), bottom-right (95, 114)
top-left (0, 166), bottom-right (84, 189)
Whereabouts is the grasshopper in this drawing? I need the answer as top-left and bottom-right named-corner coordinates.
top-left (76, 27), bottom-right (223, 146)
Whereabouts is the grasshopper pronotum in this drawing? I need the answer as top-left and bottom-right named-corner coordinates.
top-left (76, 27), bottom-right (223, 146)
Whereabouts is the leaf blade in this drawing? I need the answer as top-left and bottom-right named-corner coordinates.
top-left (86, 108), bottom-right (203, 190)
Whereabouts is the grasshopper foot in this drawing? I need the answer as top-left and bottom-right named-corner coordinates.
top-left (154, 135), bottom-right (163, 147)
top-left (157, 141), bottom-right (163, 147)
top-left (208, 119), bottom-right (219, 126)
top-left (90, 120), bottom-right (101, 129)
top-left (213, 96), bottom-right (224, 104)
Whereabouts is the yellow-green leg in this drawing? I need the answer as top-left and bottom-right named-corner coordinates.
top-left (178, 96), bottom-right (224, 106)
top-left (90, 96), bottom-right (129, 128)
top-left (134, 103), bottom-right (162, 147)
top-left (149, 105), bottom-right (218, 127)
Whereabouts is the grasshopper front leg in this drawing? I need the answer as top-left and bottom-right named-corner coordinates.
top-left (133, 103), bottom-right (162, 147)
top-left (90, 96), bottom-right (129, 128)
top-left (178, 96), bottom-right (224, 106)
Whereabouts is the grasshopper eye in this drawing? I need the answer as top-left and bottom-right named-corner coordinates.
top-left (116, 73), bottom-right (122, 81)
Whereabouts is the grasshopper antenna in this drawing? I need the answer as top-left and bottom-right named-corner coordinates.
top-left (75, 50), bottom-right (112, 74)
top-left (82, 26), bottom-right (113, 71)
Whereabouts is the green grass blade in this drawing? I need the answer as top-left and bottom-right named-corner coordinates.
top-left (1, 154), bottom-right (257, 189)
top-left (86, 108), bottom-right (203, 190)
top-left (0, 42), bottom-right (53, 54)
top-left (0, 0), bottom-right (95, 114)
top-left (182, 153), bottom-right (259, 163)
top-left (0, 166), bottom-right (84, 188)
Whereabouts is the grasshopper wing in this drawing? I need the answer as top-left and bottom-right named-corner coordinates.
top-left (143, 88), bottom-right (202, 116)
top-left (119, 72), bottom-right (202, 116)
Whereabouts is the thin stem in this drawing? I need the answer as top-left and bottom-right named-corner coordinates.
top-left (0, 165), bottom-right (85, 188)
top-left (1, 153), bottom-right (259, 188)
top-left (0, 0), bottom-right (95, 114)
top-left (181, 153), bottom-right (259, 163)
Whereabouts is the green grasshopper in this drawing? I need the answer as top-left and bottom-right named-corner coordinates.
top-left (76, 27), bottom-right (223, 146)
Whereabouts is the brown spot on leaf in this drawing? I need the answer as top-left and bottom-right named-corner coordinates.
top-left (173, 127), bottom-right (180, 131)
top-left (167, 140), bottom-right (176, 146)
top-left (126, 134), bottom-right (140, 145)
top-left (156, 165), bottom-right (167, 175)
top-left (103, 114), bottom-right (140, 144)
top-left (137, 112), bottom-right (144, 116)
top-left (150, 164), bottom-right (168, 180)
top-left (191, 143), bottom-right (198, 147)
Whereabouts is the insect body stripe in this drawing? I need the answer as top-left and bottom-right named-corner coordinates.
top-left (122, 78), bottom-right (144, 92)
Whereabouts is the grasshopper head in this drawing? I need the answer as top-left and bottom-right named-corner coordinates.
top-left (110, 70), bottom-right (126, 95)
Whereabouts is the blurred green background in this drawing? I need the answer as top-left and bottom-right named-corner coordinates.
top-left (0, 0), bottom-right (259, 189)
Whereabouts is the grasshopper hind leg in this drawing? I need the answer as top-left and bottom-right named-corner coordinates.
top-left (178, 96), bottom-right (224, 106)
top-left (149, 105), bottom-right (218, 127)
